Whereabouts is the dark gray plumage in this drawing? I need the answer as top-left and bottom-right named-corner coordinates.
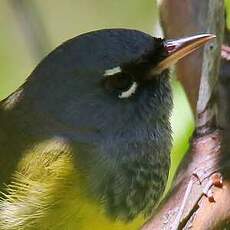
top-left (0, 29), bottom-right (172, 221)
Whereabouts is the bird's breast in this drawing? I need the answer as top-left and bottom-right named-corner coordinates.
top-left (74, 121), bottom-right (172, 221)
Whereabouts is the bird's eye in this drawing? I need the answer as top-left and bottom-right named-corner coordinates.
top-left (103, 72), bottom-right (131, 90)
top-left (102, 72), bottom-right (138, 98)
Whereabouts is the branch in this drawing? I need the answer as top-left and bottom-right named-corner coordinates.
top-left (141, 1), bottom-right (228, 229)
top-left (159, 1), bottom-right (223, 115)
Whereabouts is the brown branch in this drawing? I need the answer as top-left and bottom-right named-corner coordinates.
top-left (142, 131), bottom-right (223, 230)
top-left (141, 0), bottom-right (227, 229)
top-left (159, 1), bottom-right (209, 114)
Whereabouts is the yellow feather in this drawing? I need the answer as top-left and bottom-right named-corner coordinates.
top-left (0, 138), bottom-right (145, 230)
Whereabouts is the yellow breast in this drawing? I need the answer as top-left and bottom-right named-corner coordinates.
top-left (0, 139), bottom-right (146, 230)
top-left (40, 186), bottom-right (146, 230)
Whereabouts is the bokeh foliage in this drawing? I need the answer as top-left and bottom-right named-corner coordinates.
top-left (226, 0), bottom-right (230, 29)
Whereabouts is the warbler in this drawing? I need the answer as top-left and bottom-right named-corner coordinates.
top-left (0, 29), bottom-right (214, 230)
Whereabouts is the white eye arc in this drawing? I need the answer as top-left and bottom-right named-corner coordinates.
top-left (103, 66), bottom-right (138, 99)
top-left (118, 82), bottom-right (138, 99)
top-left (103, 66), bottom-right (122, 76)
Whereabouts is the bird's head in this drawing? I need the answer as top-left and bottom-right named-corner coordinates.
top-left (21, 29), bottom-right (214, 137)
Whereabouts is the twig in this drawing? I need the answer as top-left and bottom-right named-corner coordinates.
top-left (141, 1), bottom-right (226, 229)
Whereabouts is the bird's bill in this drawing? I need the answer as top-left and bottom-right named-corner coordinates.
top-left (152, 34), bottom-right (216, 75)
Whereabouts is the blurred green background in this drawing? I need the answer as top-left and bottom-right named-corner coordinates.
top-left (226, 0), bottom-right (230, 29)
top-left (0, 0), bottom-right (197, 189)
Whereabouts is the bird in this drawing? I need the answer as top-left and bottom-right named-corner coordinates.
top-left (0, 29), bottom-right (214, 230)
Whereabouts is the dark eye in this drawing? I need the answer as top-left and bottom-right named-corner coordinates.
top-left (102, 72), bottom-right (133, 92)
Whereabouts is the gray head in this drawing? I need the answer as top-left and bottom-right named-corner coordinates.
top-left (20, 29), bottom-right (171, 135)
